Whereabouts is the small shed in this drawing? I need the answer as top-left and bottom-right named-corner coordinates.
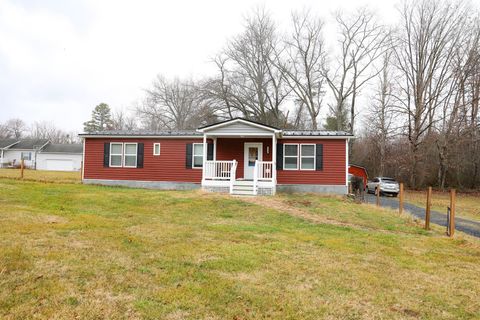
top-left (348, 164), bottom-right (368, 188)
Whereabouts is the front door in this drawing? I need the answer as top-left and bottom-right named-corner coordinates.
top-left (244, 143), bottom-right (263, 180)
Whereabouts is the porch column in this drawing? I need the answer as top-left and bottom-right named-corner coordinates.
top-left (202, 134), bottom-right (207, 184)
top-left (272, 134), bottom-right (277, 185)
top-left (213, 137), bottom-right (217, 161)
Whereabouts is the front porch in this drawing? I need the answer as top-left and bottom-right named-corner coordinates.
top-left (198, 119), bottom-right (280, 196)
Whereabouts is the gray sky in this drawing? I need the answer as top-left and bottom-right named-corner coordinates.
top-left (0, 0), bottom-right (399, 132)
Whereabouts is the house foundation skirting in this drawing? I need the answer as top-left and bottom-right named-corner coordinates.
top-left (277, 184), bottom-right (347, 195)
top-left (83, 179), bottom-right (200, 190)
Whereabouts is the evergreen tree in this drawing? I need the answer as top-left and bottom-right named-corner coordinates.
top-left (83, 103), bottom-right (114, 133)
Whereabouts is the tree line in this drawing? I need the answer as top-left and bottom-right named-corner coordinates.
top-left (0, 118), bottom-right (79, 144)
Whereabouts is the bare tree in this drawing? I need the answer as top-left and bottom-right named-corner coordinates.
top-left (137, 76), bottom-right (199, 130)
top-left (112, 109), bottom-right (138, 131)
top-left (2, 118), bottom-right (27, 139)
top-left (280, 9), bottom-right (327, 129)
top-left (392, 0), bottom-right (469, 187)
top-left (365, 53), bottom-right (397, 176)
top-left (30, 121), bottom-right (78, 144)
top-left (325, 8), bottom-right (389, 133)
top-left (209, 8), bottom-right (290, 126)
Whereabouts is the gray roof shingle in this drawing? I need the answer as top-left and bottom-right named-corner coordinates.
top-left (0, 139), bottom-right (20, 149)
top-left (79, 130), bottom-right (201, 137)
top-left (41, 143), bottom-right (83, 154)
top-left (283, 130), bottom-right (353, 136)
top-left (8, 139), bottom-right (49, 150)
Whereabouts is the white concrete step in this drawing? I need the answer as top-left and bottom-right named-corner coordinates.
top-left (233, 180), bottom-right (254, 186)
top-left (231, 189), bottom-right (255, 196)
top-left (232, 185), bottom-right (254, 191)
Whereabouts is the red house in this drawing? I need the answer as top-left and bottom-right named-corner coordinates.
top-left (79, 118), bottom-right (353, 195)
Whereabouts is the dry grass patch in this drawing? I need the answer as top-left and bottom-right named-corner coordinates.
top-left (405, 190), bottom-right (480, 221)
top-left (0, 168), bottom-right (81, 184)
top-left (0, 179), bottom-right (479, 319)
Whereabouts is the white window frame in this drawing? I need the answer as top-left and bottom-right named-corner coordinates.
top-left (300, 144), bottom-right (316, 170)
top-left (192, 143), bottom-right (204, 169)
top-left (153, 143), bottom-right (161, 156)
top-left (123, 143), bottom-right (138, 168)
top-left (21, 152), bottom-right (32, 161)
top-left (109, 143), bottom-right (123, 167)
top-left (283, 143), bottom-right (299, 170)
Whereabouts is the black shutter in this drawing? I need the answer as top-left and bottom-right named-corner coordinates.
top-left (186, 143), bottom-right (193, 169)
top-left (276, 143), bottom-right (283, 170)
top-left (316, 144), bottom-right (323, 171)
top-left (103, 142), bottom-right (110, 167)
top-left (207, 143), bottom-right (214, 161)
top-left (137, 143), bottom-right (144, 168)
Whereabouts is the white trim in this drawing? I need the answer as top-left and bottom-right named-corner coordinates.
top-left (192, 142), bottom-right (204, 169)
top-left (244, 142), bottom-right (263, 179)
top-left (153, 143), bottom-right (161, 156)
top-left (0, 141), bottom-right (21, 150)
top-left (78, 135), bottom-right (201, 139)
top-left (213, 137), bottom-right (217, 161)
top-left (197, 118), bottom-right (281, 133)
top-left (345, 139), bottom-right (349, 186)
top-left (123, 142), bottom-right (138, 168)
top-left (280, 136), bottom-right (352, 139)
top-left (81, 138), bottom-right (85, 180)
top-left (109, 142), bottom-right (123, 167)
top-left (283, 144), bottom-right (299, 170)
top-left (300, 144), bottom-right (316, 170)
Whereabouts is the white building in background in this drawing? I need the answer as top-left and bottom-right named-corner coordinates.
top-left (0, 139), bottom-right (82, 172)
top-left (37, 144), bottom-right (83, 171)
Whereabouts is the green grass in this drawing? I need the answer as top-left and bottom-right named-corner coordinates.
top-left (405, 190), bottom-right (480, 222)
top-left (0, 178), bottom-right (479, 319)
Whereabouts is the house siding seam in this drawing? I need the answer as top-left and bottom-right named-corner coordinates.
top-left (83, 138), bottom-right (206, 183)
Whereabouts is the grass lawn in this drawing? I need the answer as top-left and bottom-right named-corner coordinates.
top-left (0, 178), bottom-right (479, 319)
top-left (405, 190), bottom-right (480, 221)
top-left (0, 168), bottom-right (81, 184)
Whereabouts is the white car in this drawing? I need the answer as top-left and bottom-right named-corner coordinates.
top-left (366, 177), bottom-right (400, 197)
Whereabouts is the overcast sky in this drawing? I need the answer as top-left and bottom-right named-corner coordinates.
top-left (0, 0), bottom-right (400, 132)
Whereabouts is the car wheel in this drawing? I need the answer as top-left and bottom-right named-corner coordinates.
top-left (393, 193), bottom-right (398, 198)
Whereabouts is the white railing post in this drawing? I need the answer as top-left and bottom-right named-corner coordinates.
top-left (230, 160), bottom-right (237, 194)
top-left (253, 160), bottom-right (259, 195)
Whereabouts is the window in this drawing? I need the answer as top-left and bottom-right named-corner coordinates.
top-left (21, 152), bottom-right (31, 161)
top-left (284, 144), bottom-right (298, 170)
top-left (193, 143), bottom-right (204, 168)
top-left (300, 144), bottom-right (315, 170)
top-left (110, 143), bottom-right (123, 167)
top-left (153, 143), bottom-right (161, 156)
top-left (124, 143), bottom-right (137, 168)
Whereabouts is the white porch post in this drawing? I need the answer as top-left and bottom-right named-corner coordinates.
top-left (213, 137), bottom-right (217, 161)
top-left (272, 134), bottom-right (277, 194)
top-left (202, 134), bottom-right (207, 184)
top-left (0, 149), bottom-right (3, 168)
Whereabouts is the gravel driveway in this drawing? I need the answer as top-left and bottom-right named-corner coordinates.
top-left (364, 194), bottom-right (480, 238)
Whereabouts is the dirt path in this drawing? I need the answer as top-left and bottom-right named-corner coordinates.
top-left (236, 195), bottom-right (419, 235)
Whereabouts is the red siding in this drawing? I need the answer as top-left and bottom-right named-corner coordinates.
top-left (83, 137), bottom-right (347, 185)
top-left (216, 138), bottom-right (272, 179)
top-left (277, 139), bottom-right (347, 185)
top-left (83, 138), bottom-right (204, 183)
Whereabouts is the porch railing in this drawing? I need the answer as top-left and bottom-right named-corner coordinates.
top-left (253, 160), bottom-right (274, 195)
top-left (204, 160), bottom-right (237, 180)
top-left (256, 161), bottom-right (274, 181)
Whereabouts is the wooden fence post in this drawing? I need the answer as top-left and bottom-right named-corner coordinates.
top-left (20, 159), bottom-right (24, 179)
top-left (449, 189), bottom-right (456, 238)
top-left (425, 186), bottom-right (432, 230)
top-left (399, 183), bottom-right (404, 214)
top-left (376, 186), bottom-right (380, 206)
